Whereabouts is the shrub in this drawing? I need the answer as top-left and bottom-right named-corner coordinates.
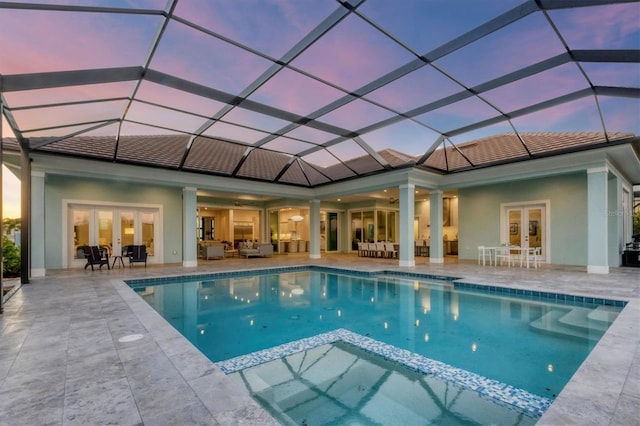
top-left (2, 236), bottom-right (20, 278)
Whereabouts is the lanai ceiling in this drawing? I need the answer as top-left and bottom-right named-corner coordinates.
top-left (1, 0), bottom-right (639, 188)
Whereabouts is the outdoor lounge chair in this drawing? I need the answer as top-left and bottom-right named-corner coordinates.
top-left (124, 245), bottom-right (148, 267)
top-left (81, 245), bottom-right (110, 270)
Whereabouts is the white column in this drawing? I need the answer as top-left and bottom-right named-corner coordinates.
top-left (183, 187), bottom-right (198, 268)
top-left (430, 190), bottom-right (444, 263)
top-left (399, 183), bottom-right (415, 267)
top-left (30, 171), bottom-right (46, 277)
top-left (587, 167), bottom-right (609, 274)
top-left (309, 199), bottom-right (321, 259)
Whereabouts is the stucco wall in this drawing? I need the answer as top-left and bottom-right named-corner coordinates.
top-left (458, 173), bottom-right (588, 266)
top-left (44, 175), bottom-right (183, 269)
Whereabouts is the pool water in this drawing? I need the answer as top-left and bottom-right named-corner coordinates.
top-left (129, 267), bottom-right (623, 419)
top-left (228, 341), bottom-right (538, 426)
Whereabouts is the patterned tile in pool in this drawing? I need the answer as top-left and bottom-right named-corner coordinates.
top-left (216, 328), bottom-right (552, 418)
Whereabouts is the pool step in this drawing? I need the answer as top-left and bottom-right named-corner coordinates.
top-left (557, 307), bottom-right (611, 332)
top-left (529, 307), bottom-right (614, 341)
top-left (587, 305), bottom-right (620, 325)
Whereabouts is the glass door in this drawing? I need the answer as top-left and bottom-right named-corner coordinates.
top-left (140, 211), bottom-right (155, 256)
top-left (120, 211), bottom-right (135, 255)
top-left (505, 204), bottom-right (546, 262)
top-left (68, 204), bottom-right (159, 267)
top-left (97, 210), bottom-right (113, 256)
top-left (507, 209), bottom-right (523, 247)
top-left (327, 212), bottom-right (338, 251)
top-left (270, 210), bottom-right (279, 252)
top-left (526, 207), bottom-right (543, 258)
top-left (72, 209), bottom-right (90, 263)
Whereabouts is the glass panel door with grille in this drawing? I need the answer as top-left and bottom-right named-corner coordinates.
top-left (68, 204), bottom-right (159, 267)
top-left (504, 203), bottom-right (546, 262)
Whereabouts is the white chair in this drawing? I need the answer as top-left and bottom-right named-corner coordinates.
top-left (494, 246), bottom-right (513, 267)
top-left (365, 242), bottom-right (375, 257)
top-left (477, 246), bottom-right (491, 266)
top-left (384, 242), bottom-right (397, 258)
top-left (530, 247), bottom-right (541, 269)
top-left (374, 242), bottom-right (385, 258)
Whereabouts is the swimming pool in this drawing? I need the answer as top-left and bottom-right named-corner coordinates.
top-left (128, 266), bottom-right (624, 421)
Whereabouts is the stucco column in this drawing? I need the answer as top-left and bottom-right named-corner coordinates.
top-left (587, 167), bottom-right (608, 274)
top-left (608, 175), bottom-right (622, 267)
top-left (309, 199), bottom-right (321, 259)
top-left (183, 186), bottom-right (197, 267)
top-left (30, 171), bottom-right (46, 277)
top-left (399, 183), bottom-right (415, 267)
top-left (430, 190), bottom-right (444, 263)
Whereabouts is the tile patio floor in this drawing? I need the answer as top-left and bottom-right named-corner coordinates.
top-left (1, 254), bottom-right (638, 425)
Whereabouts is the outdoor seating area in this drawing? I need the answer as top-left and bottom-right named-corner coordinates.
top-left (357, 242), bottom-right (398, 258)
top-left (478, 245), bottom-right (541, 269)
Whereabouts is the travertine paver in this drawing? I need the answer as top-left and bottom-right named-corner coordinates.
top-left (0, 255), bottom-right (638, 425)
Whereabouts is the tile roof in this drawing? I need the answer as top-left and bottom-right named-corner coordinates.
top-left (423, 132), bottom-right (636, 172)
top-left (2, 131), bottom-right (637, 185)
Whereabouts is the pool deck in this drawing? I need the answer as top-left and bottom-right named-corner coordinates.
top-left (1, 254), bottom-right (638, 425)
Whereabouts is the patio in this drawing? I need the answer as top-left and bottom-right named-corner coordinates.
top-left (1, 254), bottom-right (638, 425)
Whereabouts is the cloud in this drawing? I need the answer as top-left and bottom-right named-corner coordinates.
top-left (290, 14), bottom-right (414, 92)
top-left (173, 0), bottom-right (333, 59)
top-left (553, 3), bottom-right (640, 49)
top-left (483, 63), bottom-right (588, 113)
top-left (248, 68), bottom-right (344, 117)
top-left (150, 20), bottom-right (272, 95)
top-left (0, 9), bottom-right (158, 74)
top-left (435, 12), bottom-right (566, 87)
top-left (512, 97), bottom-right (602, 132)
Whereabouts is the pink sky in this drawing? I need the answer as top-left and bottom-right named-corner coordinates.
top-left (0, 2), bottom-right (637, 174)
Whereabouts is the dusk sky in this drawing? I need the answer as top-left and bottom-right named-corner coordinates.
top-left (0, 0), bottom-right (638, 196)
top-left (2, 165), bottom-right (20, 218)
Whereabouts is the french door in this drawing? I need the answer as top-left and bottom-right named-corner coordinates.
top-left (68, 203), bottom-right (159, 268)
top-left (502, 202), bottom-right (548, 263)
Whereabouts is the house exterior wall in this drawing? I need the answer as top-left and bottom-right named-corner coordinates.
top-left (458, 173), bottom-right (588, 266)
top-left (43, 175), bottom-right (183, 269)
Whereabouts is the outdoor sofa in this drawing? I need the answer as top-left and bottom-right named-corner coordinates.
top-left (239, 242), bottom-right (273, 258)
